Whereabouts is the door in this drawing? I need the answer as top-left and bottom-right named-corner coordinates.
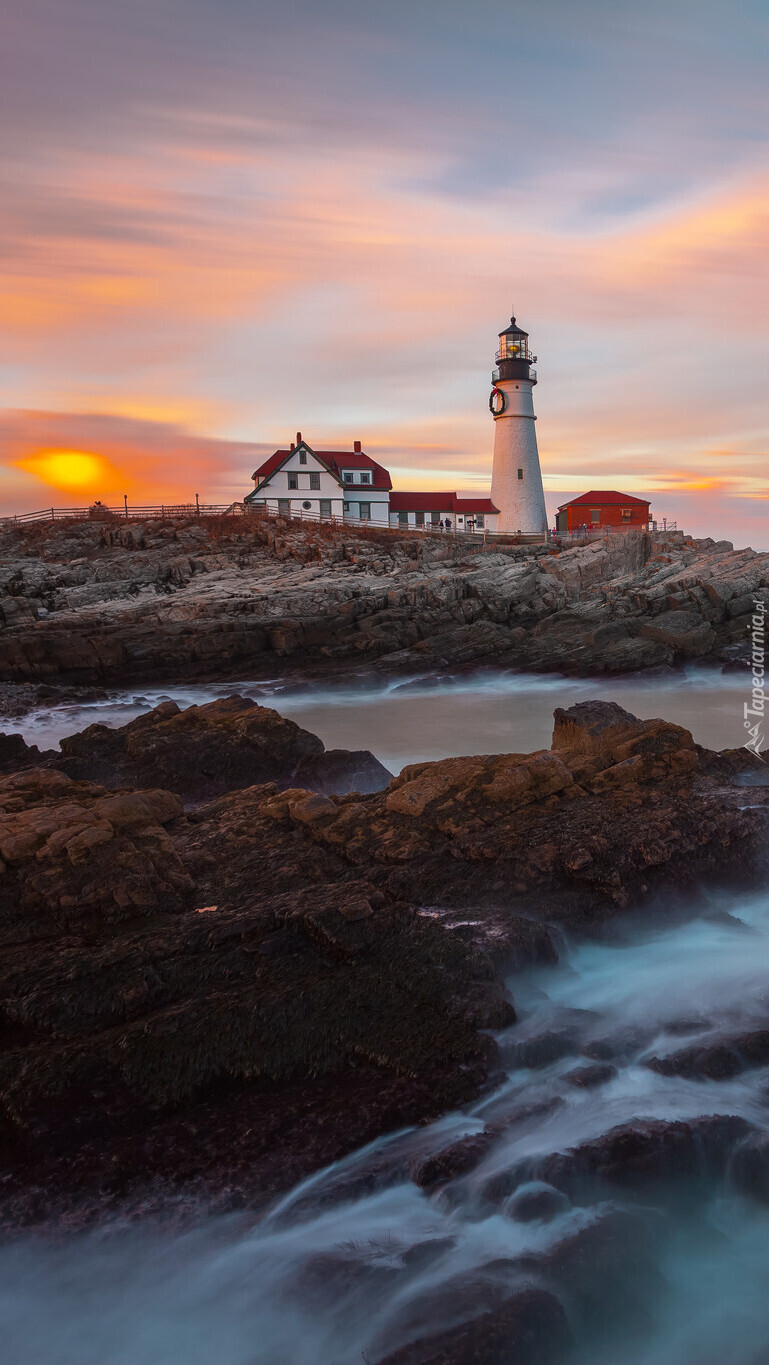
top-left (319, 500), bottom-right (332, 519)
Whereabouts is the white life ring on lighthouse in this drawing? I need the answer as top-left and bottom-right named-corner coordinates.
top-left (489, 386), bottom-right (507, 416)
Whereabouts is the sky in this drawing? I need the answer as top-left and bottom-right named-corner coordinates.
top-left (1, 0), bottom-right (767, 546)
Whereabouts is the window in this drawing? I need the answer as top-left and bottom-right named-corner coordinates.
top-left (476, 514), bottom-right (485, 529)
top-left (309, 472), bottom-right (320, 490)
top-left (415, 510), bottom-right (424, 526)
top-left (278, 499), bottom-right (290, 514)
top-left (302, 500), bottom-right (312, 510)
top-left (288, 473), bottom-right (298, 490)
top-left (299, 450), bottom-right (307, 464)
top-left (398, 511), bottom-right (409, 526)
top-left (517, 469), bottom-right (524, 481)
top-left (431, 511), bottom-right (440, 525)
top-left (590, 509), bottom-right (600, 523)
top-left (359, 471), bottom-right (371, 485)
top-left (359, 502), bottom-right (371, 520)
top-left (320, 500), bottom-right (332, 518)
top-left (621, 508), bottom-right (632, 520)
top-left (343, 472), bottom-right (354, 483)
top-left (343, 501), bottom-right (351, 513)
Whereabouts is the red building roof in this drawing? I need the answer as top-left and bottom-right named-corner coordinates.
top-left (389, 491), bottom-right (499, 514)
top-left (453, 497), bottom-right (500, 514)
top-left (252, 446), bottom-right (392, 491)
top-left (557, 490), bottom-right (650, 510)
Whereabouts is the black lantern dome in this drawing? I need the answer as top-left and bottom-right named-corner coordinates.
top-left (493, 315), bottom-right (537, 384)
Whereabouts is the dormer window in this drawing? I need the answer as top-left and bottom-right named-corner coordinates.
top-left (359, 471), bottom-right (371, 485)
top-left (343, 472), bottom-right (354, 483)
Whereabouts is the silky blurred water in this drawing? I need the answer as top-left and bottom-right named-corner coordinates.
top-left (12, 665), bottom-right (752, 772)
top-left (1, 891), bottom-right (769, 1363)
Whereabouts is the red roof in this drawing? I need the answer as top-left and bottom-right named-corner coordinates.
top-left (253, 445), bottom-right (392, 491)
top-left (454, 497), bottom-right (500, 514)
top-left (557, 490), bottom-right (650, 510)
top-left (389, 491), bottom-right (455, 512)
top-left (389, 491), bottom-right (499, 514)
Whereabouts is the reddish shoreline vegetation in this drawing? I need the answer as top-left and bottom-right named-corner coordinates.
top-left (0, 518), bottom-right (768, 1365)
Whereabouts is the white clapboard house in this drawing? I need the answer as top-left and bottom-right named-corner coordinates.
top-left (245, 433), bottom-right (392, 524)
top-left (246, 434), bottom-right (500, 532)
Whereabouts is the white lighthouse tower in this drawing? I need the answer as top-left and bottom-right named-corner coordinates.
top-left (489, 314), bottom-right (548, 535)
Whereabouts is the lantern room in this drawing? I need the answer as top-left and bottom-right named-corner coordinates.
top-left (493, 315), bottom-right (537, 383)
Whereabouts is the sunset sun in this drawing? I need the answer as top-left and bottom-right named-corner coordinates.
top-left (15, 449), bottom-right (118, 493)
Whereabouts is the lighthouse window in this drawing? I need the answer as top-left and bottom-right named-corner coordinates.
top-left (517, 469), bottom-right (524, 480)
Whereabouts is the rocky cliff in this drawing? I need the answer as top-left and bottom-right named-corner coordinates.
top-left (0, 515), bottom-right (765, 694)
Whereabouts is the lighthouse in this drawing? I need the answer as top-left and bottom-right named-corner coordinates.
top-left (489, 315), bottom-right (548, 535)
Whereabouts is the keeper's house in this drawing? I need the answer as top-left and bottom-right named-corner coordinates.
top-left (245, 433), bottom-right (392, 524)
top-left (245, 434), bottom-right (500, 532)
top-left (555, 490), bottom-right (651, 535)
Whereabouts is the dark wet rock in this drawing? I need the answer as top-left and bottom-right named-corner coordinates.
top-left (582, 1028), bottom-right (652, 1063)
top-left (645, 1030), bottom-right (769, 1082)
top-left (54, 695), bottom-right (389, 802)
top-left (0, 731), bottom-right (48, 773)
top-left (293, 746), bottom-right (392, 795)
top-left (480, 1115), bottom-right (754, 1205)
top-left (504, 1181), bottom-right (571, 1223)
top-left (411, 1131), bottom-right (497, 1190)
top-left (504, 1030), bottom-right (581, 1070)
top-left (296, 1249), bottom-right (402, 1305)
top-left (375, 1285), bottom-right (571, 1365)
top-left (563, 1063), bottom-right (617, 1089)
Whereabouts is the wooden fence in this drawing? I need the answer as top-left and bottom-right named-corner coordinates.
top-left (0, 500), bottom-right (550, 546)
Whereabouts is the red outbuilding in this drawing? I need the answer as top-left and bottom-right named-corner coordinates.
top-left (555, 490), bottom-right (651, 535)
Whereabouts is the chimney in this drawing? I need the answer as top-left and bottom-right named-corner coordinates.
top-left (289, 443), bottom-right (295, 451)
top-left (296, 431), bottom-right (302, 445)
top-left (353, 440), bottom-right (361, 453)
